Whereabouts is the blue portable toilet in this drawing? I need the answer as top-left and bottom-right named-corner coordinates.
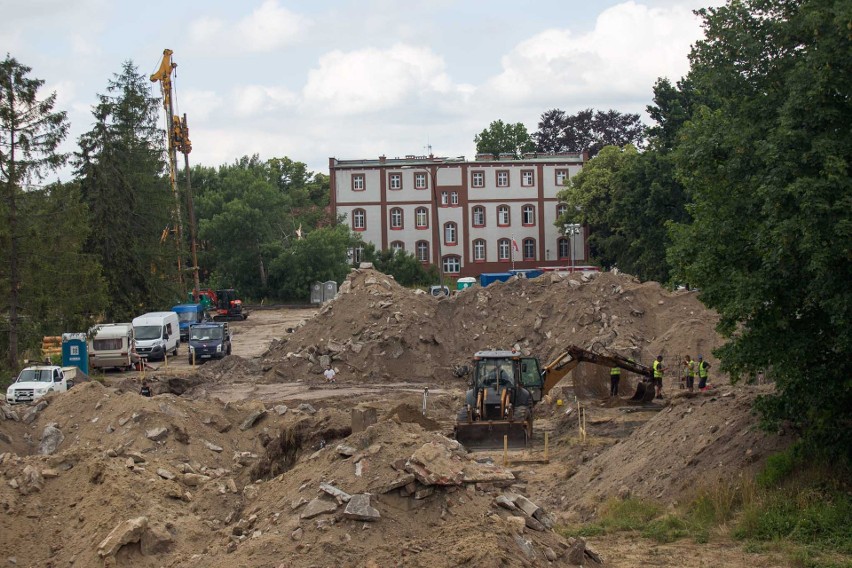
top-left (61, 332), bottom-right (89, 375)
top-left (479, 272), bottom-right (514, 287)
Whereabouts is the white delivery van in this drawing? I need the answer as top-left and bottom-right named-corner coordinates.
top-left (89, 323), bottom-right (138, 371)
top-left (132, 312), bottom-right (179, 361)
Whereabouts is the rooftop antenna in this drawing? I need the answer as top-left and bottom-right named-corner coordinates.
top-left (425, 141), bottom-right (432, 158)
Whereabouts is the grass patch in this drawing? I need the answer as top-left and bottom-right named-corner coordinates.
top-left (557, 450), bottom-right (851, 567)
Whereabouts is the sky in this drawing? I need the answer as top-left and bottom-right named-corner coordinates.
top-left (1, 0), bottom-right (724, 178)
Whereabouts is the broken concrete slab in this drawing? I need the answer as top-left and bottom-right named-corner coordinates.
top-left (97, 517), bottom-right (148, 557)
top-left (145, 427), bottom-right (169, 442)
top-left (38, 423), bottom-right (64, 455)
top-left (239, 409), bottom-right (267, 431)
top-left (343, 494), bottom-right (380, 522)
top-left (369, 473), bottom-right (415, 494)
top-left (319, 482), bottom-right (352, 504)
top-left (300, 497), bottom-right (338, 519)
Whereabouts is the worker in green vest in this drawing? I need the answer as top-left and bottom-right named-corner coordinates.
top-left (653, 355), bottom-right (666, 399)
top-left (610, 366), bottom-right (621, 397)
top-left (698, 355), bottom-right (711, 390)
top-left (685, 355), bottom-right (696, 392)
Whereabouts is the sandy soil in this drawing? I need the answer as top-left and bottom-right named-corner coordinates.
top-left (0, 268), bottom-right (809, 568)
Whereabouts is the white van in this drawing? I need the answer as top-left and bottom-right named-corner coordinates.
top-left (132, 312), bottom-right (180, 361)
top-left (89, 323), bottom-right (138, 371)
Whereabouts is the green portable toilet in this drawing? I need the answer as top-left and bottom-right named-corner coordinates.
top-left (457, 277), bottom-right (476, 291)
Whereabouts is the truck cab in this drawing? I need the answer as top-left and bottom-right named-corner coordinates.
top-left (5, 366), bottom-right (74, 405)
top-left (187, 322), bottom-right (231, 364)
top-left (171, 304), bottom-right (208, 342)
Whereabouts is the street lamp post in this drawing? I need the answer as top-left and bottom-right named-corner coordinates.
top-left (563, 223), bottom-right (582, 273)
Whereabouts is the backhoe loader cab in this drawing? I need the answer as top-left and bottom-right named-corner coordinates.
top-left (455, 351), bottom-right (539, 450)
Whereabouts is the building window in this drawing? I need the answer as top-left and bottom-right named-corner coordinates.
top-left (414, 173), bottom-right (428, 189)
top-left (444, 222), bottom-right (457, 245)
top-left (555, 169), bottom-right (569, 186)
top-left (450, 191), bottom-right (459, 205)
top-left (472, 206), bottom-right (486, 227)
top-left (391, 240), bottom-right (404, 253)
top-left (498, 238), bottom-right (511, 261)
top-left (416, 240), bottom-right (429, 262)
top-left (415, 207), bottom-right (429, 229)
top-left (442, 255), bottom-right (461, 274)
top-left (473, 239), bottom-right (486, 262)
top-left (557, 203), bottom-right (568, 218)
top-left (390, 207), bottom-right (403, 230)
top-left (349, 245), bottom-right (364, 265)
top-left (522, 204), bottom-right (535, 226)
top-left (558, 237), bottom-right (570, 260)
top-left (389, 173), bottom-right (401, 190)
top-left (523, 238), bottom-right (536, 260)
top-left (352, 174), bottom-right (365, 191)
top-left (352, 208), bottom-right (366, 231)
top-left (496, 170), bottom-right (509, 187)
top-left (471, 171), bottom-right (484, 188)
top-left (497, 205), bottom-right (510, 227)
top-left (521, 170), bottom-right (534, 187)
top-left (440, 191), bottom-right (449, 205)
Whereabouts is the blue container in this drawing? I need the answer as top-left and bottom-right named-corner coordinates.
top-left (509, 269), bottom-right (544, 279)
top-left (172, 304), bottom-right (207, 341)
top-left (479, 272), bottom-right (514, 287)
top-left (61, 333), bottom-right (89, 375)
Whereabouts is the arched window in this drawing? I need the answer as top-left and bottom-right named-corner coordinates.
top-left (523, 238), bottom-right (536, 260)
top-left (558, 237), bottom-right (570, 260)
top-left (498, 238), bottom-right (511, 261)
top-left (442, 255), bottom-right (461, 274)
top-left (522, 204), bottom-right (535, 226)
top-left (416, 240), bottom-right (430, 262)
top-left (415, 207), bottom-right (429, 229)
top-left (390, 241), bottom-right (405, 253)
top-left (444, 222), bottom-right (457, 245)
top-left (389, 207), bottom-right (403, 230)
top-left (497, 205), bottom-right (511, 227)
top-left (473, 239), bottom-right (486, 262)
top-left (472, 206), bottom-right (486, 227)
top-left (352, 208), bottom-right (366, 231)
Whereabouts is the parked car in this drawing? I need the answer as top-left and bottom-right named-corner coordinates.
top-left (132, 312), bottom-right (180, 361)
top-left (5, 365), bottom-right (75, 405)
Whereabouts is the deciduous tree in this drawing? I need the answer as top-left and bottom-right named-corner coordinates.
top-left (534, 108), bottom-right (645, 157)
top-left (474, 120), bottom-right (535, 158)
top-left (668, 0), bottom-right (852, 458)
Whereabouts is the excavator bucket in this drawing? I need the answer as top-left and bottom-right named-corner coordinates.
top-left (454, 421), bottom-right (529, 451)
top-left (630, 380), bottom-right (656, 402)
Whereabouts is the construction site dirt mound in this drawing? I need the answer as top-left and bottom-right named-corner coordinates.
top-left (0, 382), bottom-right (593, 567)
top-left (266, 268), bottom-right (725, 400)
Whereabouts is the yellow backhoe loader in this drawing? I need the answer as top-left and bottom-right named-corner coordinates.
top-left (454, 346), bottom-right (655, 450)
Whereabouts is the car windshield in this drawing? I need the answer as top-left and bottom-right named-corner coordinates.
top-left (18, 369), bottom-right (53, 383)
top-left (191, 327), bottom-right (222, 341)
top-left (176, 312), bottom-right (197, 323)
top-left (476, 358), bottom-right (515, 387)
top-left (134, 325), bottom-right (162, 340)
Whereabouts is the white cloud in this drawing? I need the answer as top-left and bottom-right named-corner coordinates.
top-left (233, 85), bottom-right (297, 117)
top-left (302, 43), bottom-right (458, 115)
top-left (178, 90), bottom-right (224, 122)
top-left (484, 1), bottom-right (706, 108)
top-left (188, 1), bottom-right (311, 54)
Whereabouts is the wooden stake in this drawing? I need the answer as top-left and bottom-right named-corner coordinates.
top-left (503, 435), bottom-right (508, 466)
top-left (544, 432), bottom-right (549, 461)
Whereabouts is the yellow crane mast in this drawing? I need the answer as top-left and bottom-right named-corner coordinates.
top-left (150, 49), bottom-right (201, 296)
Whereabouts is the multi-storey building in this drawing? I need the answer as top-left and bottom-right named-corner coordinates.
top-left (329, 152), bottom-right (589, 278)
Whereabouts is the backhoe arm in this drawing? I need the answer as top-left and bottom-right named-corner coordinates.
top-left (541, 345), bottom-right (653, 397)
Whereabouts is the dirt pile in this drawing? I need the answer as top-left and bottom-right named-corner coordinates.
top-left (549, 385), bottom-right (790, 518)
top-left (0, 382), bottom-right (592, 567)
top-left (267, 267), bottom-right (725, 395)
